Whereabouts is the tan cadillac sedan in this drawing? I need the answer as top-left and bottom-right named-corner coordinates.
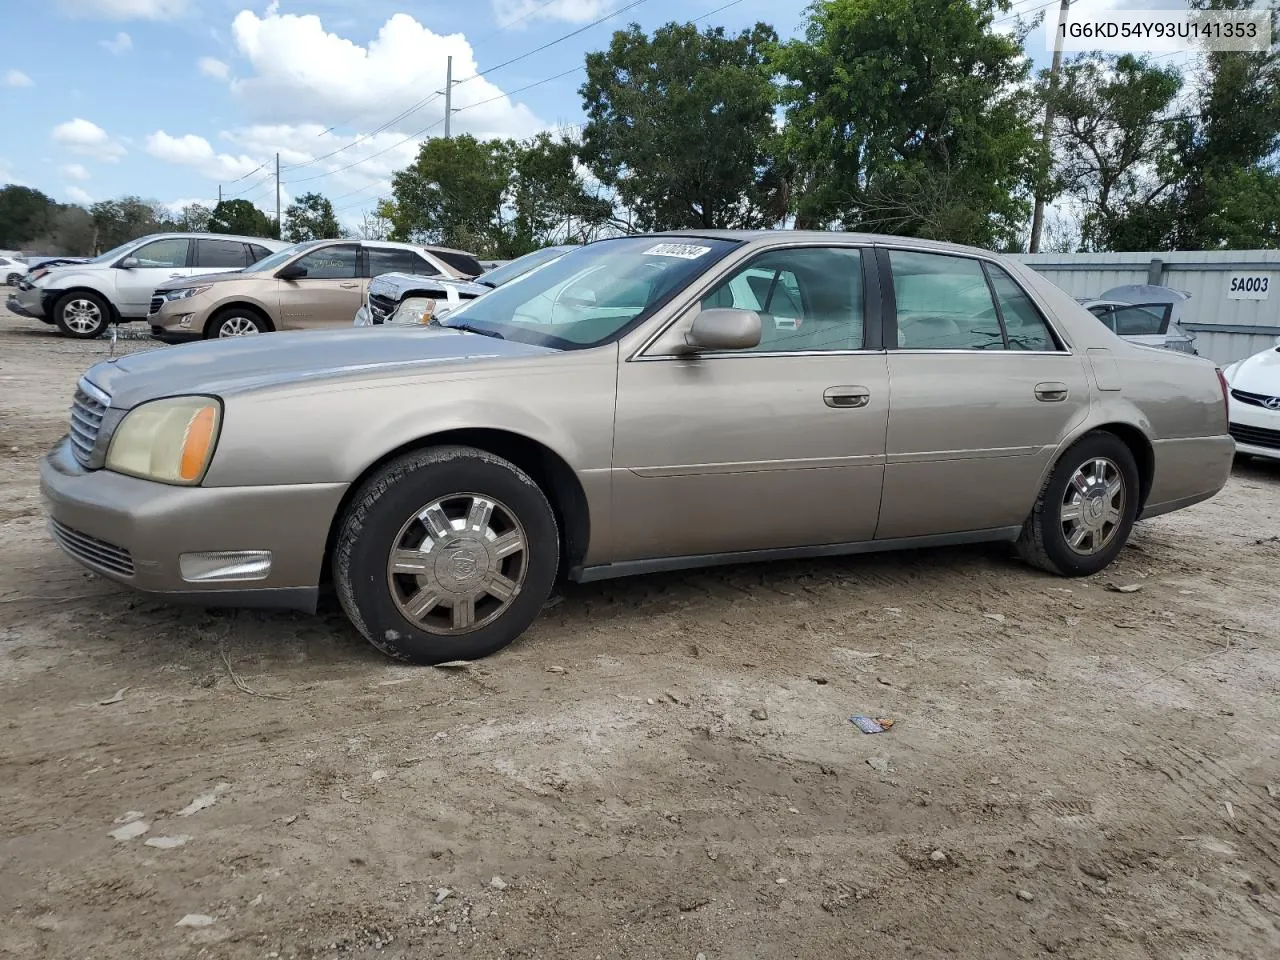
top-left (148, 239), bottom-right (483, 342)
top-left (41, 231), bottom-right (1234, 664)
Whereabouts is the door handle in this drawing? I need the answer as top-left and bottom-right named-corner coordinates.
top-left (823, 385), bottom-right (870, 409)
top-left (1035, 381), bottom-right (1069, 402)
top-left (168, 272), bottom-right (183, 277)
top-left (340, 282), bottom-right (359, 289)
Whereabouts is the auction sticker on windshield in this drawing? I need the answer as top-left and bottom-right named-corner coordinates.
top-left (643, 243), bottom-right (713, 260)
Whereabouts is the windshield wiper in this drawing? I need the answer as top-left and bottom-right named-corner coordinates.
top-left (439, 320), bottom-right (504, 339)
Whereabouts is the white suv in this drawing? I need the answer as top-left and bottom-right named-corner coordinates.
top-left (8, 232), bottom-right (289, 338)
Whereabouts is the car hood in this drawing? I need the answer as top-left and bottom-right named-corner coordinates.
top-left (369, 271), bottom-right (490, 301)
top-left (154, 270), bottom-right (249, 291)
top-left (82, 325), bottom-right (557, 410)
top-left (1226, 347), bottom-right (1280, 393)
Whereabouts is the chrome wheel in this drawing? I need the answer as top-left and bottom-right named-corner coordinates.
top-left (386, 492), bottom-right (528, 635)
top-left (217, 315), bottom-right (260, 337)
top-left (63, 298), bottom-right (103, 334)
top-left (1061, 457), bottom-right (1125, 555)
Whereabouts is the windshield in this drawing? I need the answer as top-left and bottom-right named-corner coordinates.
top-left (243, 241), bottom-right (316, 273)
top-left (438, 236), bottom-right (740, 349)
top-left (479, 246), bottom-right (574, 288)
top-left (87, 239), bottom-right (143, 264)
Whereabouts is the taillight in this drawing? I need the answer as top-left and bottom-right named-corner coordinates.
top-left (1215, 367), bottom-right (1229, 425)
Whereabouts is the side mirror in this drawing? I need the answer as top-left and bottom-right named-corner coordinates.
top-left (277, 263), bottom-right (308, 280)
top-left (685, 307), bottom-right (762, 351)
top-left (118, 257), bottom-right (140, 269)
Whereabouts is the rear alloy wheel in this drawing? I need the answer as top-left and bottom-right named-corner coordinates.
top-left (1016, 431), bottom-right (1140, 576)
top-left (334, 445), bottom-right (560, 664)
top-left (53, 291), bottom-right (110, 339)
top-left (210, 311), bottom-right (265, 338)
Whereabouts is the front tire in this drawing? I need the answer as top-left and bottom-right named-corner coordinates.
top-left (1016, 431), bottom-right (1140, 577)
top-left (53, 291), bottom-right (110, 339)
top-left (206, 308), bottom-right (268, 338)
top-left (6, 272), bottom-right (21, 285)
top-left (334, 445), bottom-right (560, 664)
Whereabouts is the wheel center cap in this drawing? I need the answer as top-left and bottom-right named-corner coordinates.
top-left (450, 550), bottom-right (479, 580)
top-left (1085, 495), bottom-right (1106, 523)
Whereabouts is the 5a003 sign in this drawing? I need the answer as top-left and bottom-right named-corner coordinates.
top-left (1226, 274), bottom-right (1271, 300)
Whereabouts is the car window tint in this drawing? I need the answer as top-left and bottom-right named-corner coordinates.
top-left (130, 238), bottom-right (190, 268)
top-left (294, 245), bottom-right (358, 280)
top-left (196, 238), bottom-right (249, 268)
top-left (248, 244), bottom-right (274, 263)
top-left (984, 265), bottom-right (1059, 351)
top-left (366, 247), bottom-right (440, 278)
top-left (698, 247), bottom-right (865, 352)
top-left (1110, 304), bottom-right (1169, 336)
top-left (889, 250), bottom-right (1005, 350)
top-left (431, 249), bottom-right (484, 276)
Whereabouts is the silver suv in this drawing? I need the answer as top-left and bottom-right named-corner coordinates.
top-left (8, 232), bottom-right (288, 339)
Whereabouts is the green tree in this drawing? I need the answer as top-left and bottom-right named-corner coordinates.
top-left (1049, 53), bottom-right (1187, 251)
top-left (1170, 0), bottom-right (1280, 248)
top-left (772, 0), bottom-right (1039, 248)
top-left (283, 191), bottom-right (341, 242)
top-left (175, 202), bottom-right (212, 232)
top-left (0, 185), bottom-right (58, 249)
top-left (384, 135), bottom-right (509, 252)
top-left (579, 21), bottom-right (782, 231)
top-left (207, 198), bottom-right (278, 239)
top-left (501, 133), bottom-right (615, 255)
top-left (89, 196), bottom-right (167, 251)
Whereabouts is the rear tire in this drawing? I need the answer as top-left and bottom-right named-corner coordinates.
top-left (6, 272), bottom-right (21, 285)
top-left (53, 291), bottom-right (110, 339)
top-left (1016, 431), bottom-right (1140, 577)
top-left (334, 445), bottom-right (560, 664)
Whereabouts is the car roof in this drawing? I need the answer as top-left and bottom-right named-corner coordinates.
top-left (648, 228), bottom-right (1006, 259)
top-left (133, 232), bottom-right (288, 247)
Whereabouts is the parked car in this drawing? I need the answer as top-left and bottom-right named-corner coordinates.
top-left (1222, 338), bottom-right (1280, 461)
top-left (354, 245), bottom-right (575, 327)
top-left (24, 256), bottom-right (92, 281)
top-left (1080, 284), bottom-right (1197, 354)
top-left (1, 255), bottom-right (29, 285)
top-left (8, 233), bottom-right (289, 339)
top-left (40, 231), bottom-right (1234, 665)
top-left (148, 239), bottom-right (484, 342)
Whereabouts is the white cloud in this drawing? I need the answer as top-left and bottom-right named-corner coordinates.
top-left (65, 186), bottom-right (94, 204)
top-left (51, 118), bottom-right (127, 162)
top-left (61, 163), bottom-right (91, 181)
top-left (100, 32), bottom-right (133, 55)
top-left (198, 56), bottom-right (230, 80)
top-left (226, 11), bottom-right (543, 138)
top-left (55, 0), bottom-right (186, 19)
top-left (4, 69), bottom-right (34, 88)
top-left (492, 0), bottom-right (610, 27)
top-left (145, 130), bottom-right (267, 183)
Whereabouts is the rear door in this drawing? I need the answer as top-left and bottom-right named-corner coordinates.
top-left (876, 247), bottom-right (1091, 540)
top-left (279, 243), bottom-right (362, 328)
top-left (113, 238), bottom-right (192, 316)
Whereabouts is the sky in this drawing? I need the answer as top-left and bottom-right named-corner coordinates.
top-left (0, 0), bottom-right (1183, 229)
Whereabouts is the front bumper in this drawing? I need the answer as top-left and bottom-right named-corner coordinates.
top-left (39, 437), bottom-right (348, 612)
top-left (1228, 399), bottom-right (1280, 461)
top-left (150, 324), bottom-right (201, 344)
top-left (9, 284), bottom-right (49, 320)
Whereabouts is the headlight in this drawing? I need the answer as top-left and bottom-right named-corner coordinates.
top-left (162, 285), bottom-right (212, 301)
top-left (391, 296), bottom-right (439, 325)
top-left (106, 396), bottom-right (221, 485)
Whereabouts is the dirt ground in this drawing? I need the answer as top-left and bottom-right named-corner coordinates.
top-left (0, 304), bottom-right (1278, 960)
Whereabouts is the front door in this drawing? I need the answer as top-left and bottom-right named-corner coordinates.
top-left (113, 237), bottom-right (194, 316)
top-left (875, 247), bottom-right (1092, 540)
top-left (280, 243), bottom-right (363, 329)
top-left (611, 245), bottom-right (889, 563)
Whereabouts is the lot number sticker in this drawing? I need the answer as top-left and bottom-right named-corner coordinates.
top-left (1226, 273), bottom-right (1271, 300)
top-left (643, 243), bottom-right (712, 260)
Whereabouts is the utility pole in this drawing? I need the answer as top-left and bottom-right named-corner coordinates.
top-left (439, 56), bottom-right (458, 139)
top-left (217, 184), bottom-right (222, 205)
top-left (276, 152), bottom-right (284, 240)
top-left (1029, 0), bottom-right (1072, 254)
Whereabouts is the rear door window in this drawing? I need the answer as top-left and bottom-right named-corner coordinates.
top-left (195, 238), bottom-right (250, 269)
top-left (365, 247), bottom-right (440, 278)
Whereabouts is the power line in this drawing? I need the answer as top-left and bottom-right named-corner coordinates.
top-left (222, 169), bottom-right (274, 201)
top-left (284, 117), bottom-right (447, 185)
top-left (995, 0), bottom-right (1058, 26)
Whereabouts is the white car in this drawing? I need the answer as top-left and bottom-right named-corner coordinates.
top-left (1, 255), bottom-right (29, 285)
top-left (7, 232), bottom-right (289, 339)
top-left (1223, 339), bottom-right (1280, 461)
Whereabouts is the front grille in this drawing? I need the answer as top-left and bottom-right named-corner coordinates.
top-left (1231, 388), bottom-right (1280, 410)
top-left (1229, 422), bottom-right (1280, 450)
top-left (149, 295), bottom-right (164, 315)
top-left (49, 519), bottom-right (135, 577)
top-left (369, 292), bottom-right (395, 324)
top-left (68, 380), bottom-right (109, 467)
